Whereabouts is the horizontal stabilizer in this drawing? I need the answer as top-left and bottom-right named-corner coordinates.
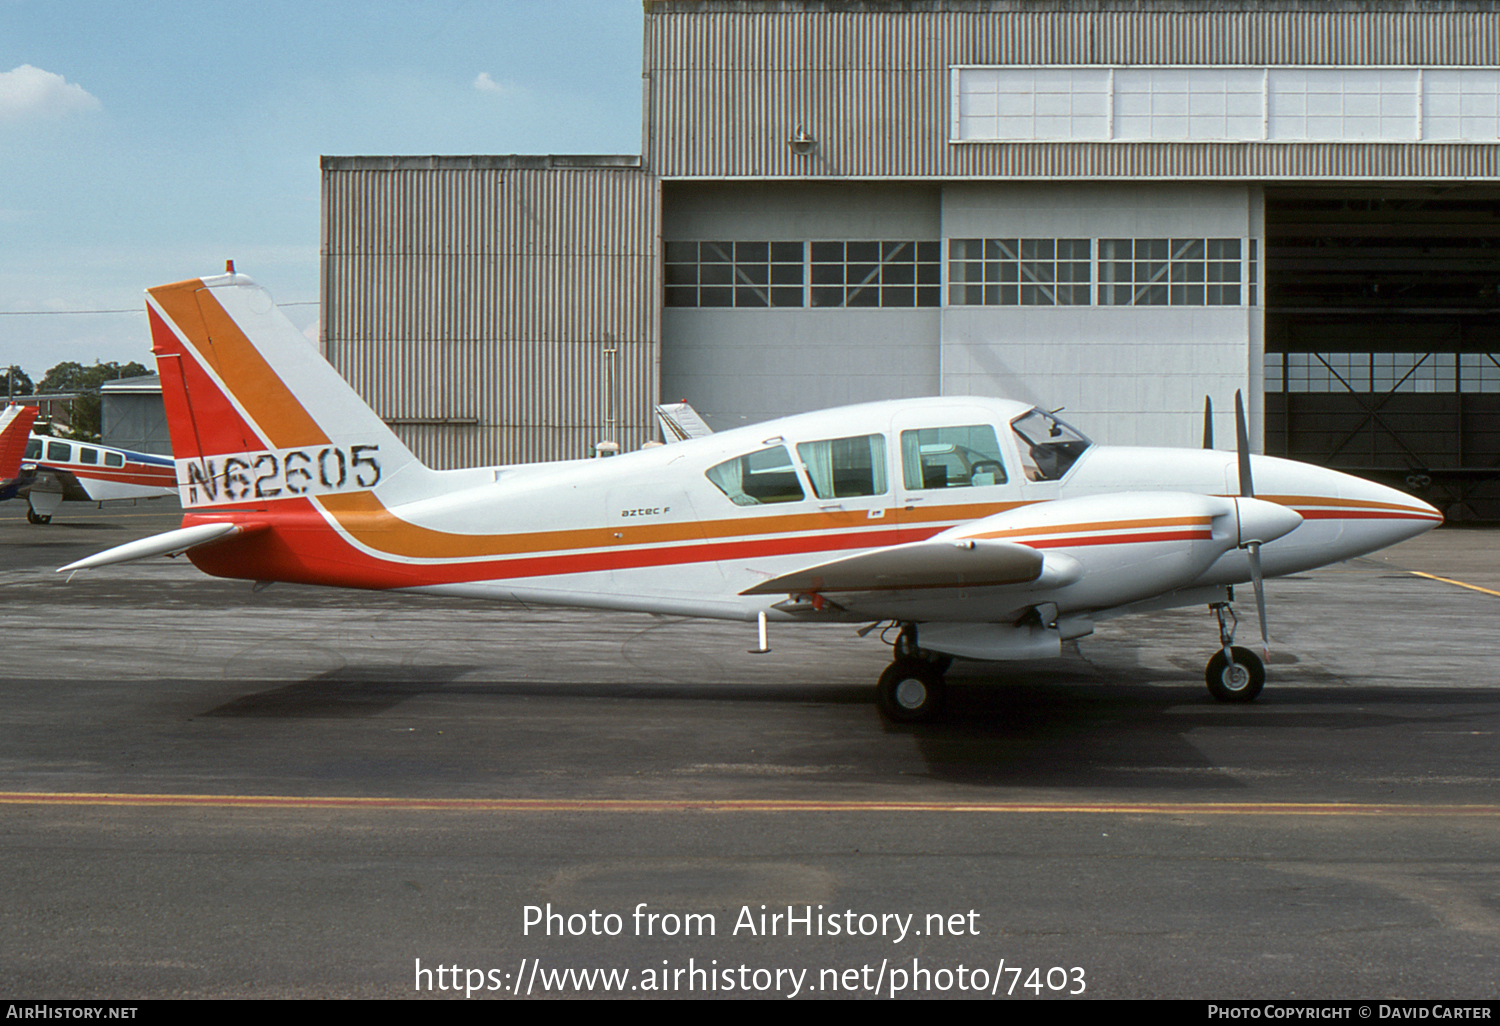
top-left (58, 522), bottom-right (255, 573)
top-left (740, 538), bottom-right (1044, 596)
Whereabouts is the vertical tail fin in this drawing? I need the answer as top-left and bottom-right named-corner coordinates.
top-left (0, 404), bottom-right (39, 483)
top-left (145, 273), bottom-right (434, 509)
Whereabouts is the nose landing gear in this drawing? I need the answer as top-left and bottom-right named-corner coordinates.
top-left (1205, 600), bottom-right (1265, 703)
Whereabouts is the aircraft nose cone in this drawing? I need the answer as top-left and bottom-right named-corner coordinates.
top-left (1235, 496), bottom-right (1303, 546)
top-left (1357, 478), bottom-right (1444, 540)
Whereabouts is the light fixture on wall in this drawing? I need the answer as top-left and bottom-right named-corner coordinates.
top-left (789, 127), bottom-right (817, 155)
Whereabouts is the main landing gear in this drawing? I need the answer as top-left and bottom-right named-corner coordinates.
top-left (876, 624), bottom-right (951, 723)
top-left (1205, 600), bottom-right (1265, 703)
top-left (25, 508), bottom-right (51, 525)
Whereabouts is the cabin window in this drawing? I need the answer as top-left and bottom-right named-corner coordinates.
top-left (104, 452), bottom-right (125, 467)
top-left (24, 438), bottom-right (41, 460)
top-left (899, 426), bottom-right (1008, 490)
top-left (78, 447), bottom-right (99, 465)
top-left (796, 433), bottom-right (887, 499)
top-left (1011, 409), bottom-right (1092, 481)
top-left (46, 440), bottom-right (71, 462)
top-left (705, 446), bottom-right (805, 506)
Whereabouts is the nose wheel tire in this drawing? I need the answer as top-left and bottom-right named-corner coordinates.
top-left (876, 661), bottom-right (946, 723)
top-left (1205, 646), bottom-right (1265, 703)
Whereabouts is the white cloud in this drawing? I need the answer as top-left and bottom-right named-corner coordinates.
top-left (473, 71), bottom-right (514, 95)
top-left (0, 65), bottom-right (102, 121)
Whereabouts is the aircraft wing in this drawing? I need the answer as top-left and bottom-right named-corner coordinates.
top-left (740, 538), bottom-right (1048, 595)
top-left (0, 405), bottom-right (39, 482)
top-left (25, 467), bottom-right (92, 502)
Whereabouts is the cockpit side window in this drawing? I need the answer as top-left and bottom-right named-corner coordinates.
top-left (796, 433), bottom-right (887, 499)
top-left (1011, 409), bottom-right (1092, 481)
top-left (899, 425), bottom-right (1008, 490)
top-left (705, 445), bottom-right (806, 506)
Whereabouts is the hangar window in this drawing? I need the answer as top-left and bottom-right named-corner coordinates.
top-left (810, 241), bottom-right (940, 308)
top-left (1266, 352), bottom-right (1500, 394)
top-left (955, 66), bottom-right (1500, 144)
top-left (1098, 239), bottom-right (1246, 306)
top-left (899, 425), bottom-right (1008, 491)
top-left (949, 239), bottom-right (1091, 305)
top-left (705, 445), bottom-right (806, 505)
top-left (796, 433), bottom-right (888, 499)
top-left (665, 241), bottom-right (804, 308)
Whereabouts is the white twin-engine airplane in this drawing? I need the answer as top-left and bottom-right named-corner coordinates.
top-left (1, 398), bottom-right (176, 524)
top-left (64, 272), bottom-right (1442, 721)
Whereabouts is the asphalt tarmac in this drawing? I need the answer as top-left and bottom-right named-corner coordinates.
top-left (1, 497), bottom-right (1497, 1000)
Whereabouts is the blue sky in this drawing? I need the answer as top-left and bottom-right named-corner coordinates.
top-left (0, 0), bottom-right (643, 381)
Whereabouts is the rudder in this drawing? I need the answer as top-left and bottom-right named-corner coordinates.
top-left (146, 272), bottom-right (432, 509)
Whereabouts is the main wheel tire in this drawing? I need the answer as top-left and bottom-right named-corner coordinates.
top-left (1205, 646), bottom-right (1265, 703)
top-left (26, 509), bottom-right (50, 525)
top-left (876, 661), bottom-right (946, 723)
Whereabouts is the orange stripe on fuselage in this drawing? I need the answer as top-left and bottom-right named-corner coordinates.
top-left (148, 279), bottom-right (328, 451)
top-left (313, 491), bottom-right (1027, 563)
top-left (1259, 493), bottom-right (1442, 521)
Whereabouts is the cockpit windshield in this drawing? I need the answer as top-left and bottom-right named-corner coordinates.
top-left (1010, 409), bottom-right (1092, 482)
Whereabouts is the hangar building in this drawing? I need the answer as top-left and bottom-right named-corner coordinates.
top-left (321, 0), bottom-right (1500, 519)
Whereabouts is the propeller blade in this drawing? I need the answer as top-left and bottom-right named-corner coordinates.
top-left (1202, 395), bottom-right (1214, 449)
top-left (1234, 389), bottom-right (1254, 498)
top-left (1247, 540), bottom-right (1269, 654)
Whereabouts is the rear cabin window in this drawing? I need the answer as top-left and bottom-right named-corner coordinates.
top-left (899, 425), bottom-right (1008, 490)
top-left (104, 452), bottom-right (125, 467)
top-left (46, 440), bottom-right (71, 462)
top-left (705, 446), bottom-right (805, 506)
top-left (78, 447), bottom-right (99, 465)
top-left (796, 433), bottom-right (887, 499)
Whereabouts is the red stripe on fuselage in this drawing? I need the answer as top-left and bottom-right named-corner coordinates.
top-left (1292, 508), bottom-right (1442, 522)
top-left (185, 500), bottom-right (938, 588)
top-left (184, 499), bottom-right (1223, 592)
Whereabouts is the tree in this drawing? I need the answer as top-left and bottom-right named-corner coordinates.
top-left (1, 366), bottom-right (33, 399)
top-left (37, 360), bottom-right (153, 441)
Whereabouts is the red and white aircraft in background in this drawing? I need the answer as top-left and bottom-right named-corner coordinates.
top-left (1, 413), bottom-right (176, 524)
top-left (65, 272), bottom-right (1441, 720)
top-left (0, 404), bottom-right (41, 501)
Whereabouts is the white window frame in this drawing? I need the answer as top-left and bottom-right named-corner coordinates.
top-left (953, 65), bottom-right (1500, 144)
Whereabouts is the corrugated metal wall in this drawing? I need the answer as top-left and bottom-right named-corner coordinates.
top-left (322, 156), bottom-right (660, 468)
top-left (644, 0), bottom-right (1500, 180)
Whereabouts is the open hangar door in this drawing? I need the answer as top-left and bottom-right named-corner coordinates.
top-left (1265, 186), bottom-right (1500, 522)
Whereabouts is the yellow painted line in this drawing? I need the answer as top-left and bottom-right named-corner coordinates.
top-left (1408, 571), bottom-right (1500, 599)
top-left (0, 792), bottom-right (1496, 816)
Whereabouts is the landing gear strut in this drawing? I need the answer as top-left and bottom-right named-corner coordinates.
top-left (876, 624), bottom-right (950, 723)
top-left (1205, 601), bottom-right (1264, 703)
